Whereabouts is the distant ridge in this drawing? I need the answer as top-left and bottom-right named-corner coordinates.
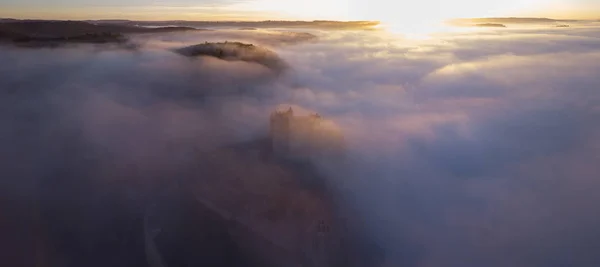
top-left (0, 18), bottom-right (19, 23)
top-left (3, 19), bottom-right (380, 29)
top-left (448, 17), bottom-right (582, 26)
top-left (111, 20), bottom-right (380, 30)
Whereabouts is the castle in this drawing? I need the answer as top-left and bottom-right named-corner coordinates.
top-left (269, 107), bottom-right (344, 161)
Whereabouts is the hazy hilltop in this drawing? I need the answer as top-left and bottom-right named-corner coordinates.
top-left (175, 42), bottom-right (288, 72)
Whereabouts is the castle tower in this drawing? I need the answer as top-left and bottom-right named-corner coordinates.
top-left (269, 107), bottom-right (345, 161)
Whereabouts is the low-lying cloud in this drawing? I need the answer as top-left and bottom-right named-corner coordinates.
top-left (277, 25), bottom-right (600, 267)
top-left (2, 24), bottom-right (600, 266)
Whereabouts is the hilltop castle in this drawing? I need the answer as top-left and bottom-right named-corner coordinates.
top-left (269, 107), bottom-right (344, 161)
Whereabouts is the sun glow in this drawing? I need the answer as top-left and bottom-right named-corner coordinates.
top-left (380, 21), bottom-right (447, 39)
top-left (368, 0), bottom-right (546, 35)
top-left (238, 0), bottom-right (547, 36)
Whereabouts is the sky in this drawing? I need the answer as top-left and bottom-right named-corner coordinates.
top-left (1, 0), bottom-right (599, 22)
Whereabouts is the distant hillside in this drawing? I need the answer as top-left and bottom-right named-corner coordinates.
top-left (0, 20), bottom-right (197, 46)
top-left (0, 18), bottom-right (19, 23)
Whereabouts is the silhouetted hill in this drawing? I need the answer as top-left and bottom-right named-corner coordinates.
top-left (0, 20), bottom-right (197, 46)
top-left (0, 18), bottom-right (18, 23)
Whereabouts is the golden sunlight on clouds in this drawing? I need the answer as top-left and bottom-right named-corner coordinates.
top-left (347, 0), bottom-right (546, 37)
top-left (233, 0), bottom-right (550, 37)
top-left (355, 0), bottom-right (545, 27)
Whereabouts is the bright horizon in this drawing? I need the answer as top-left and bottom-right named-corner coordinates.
top-left (4, 0), bottom-right (597, 39)
top-left (1, 0), bottom-right (599, 23)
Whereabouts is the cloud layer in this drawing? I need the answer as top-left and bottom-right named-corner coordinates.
top-left (1, 25), bottom-right (600, 266)
top-left (277, 25), bottom-right (600, 267)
